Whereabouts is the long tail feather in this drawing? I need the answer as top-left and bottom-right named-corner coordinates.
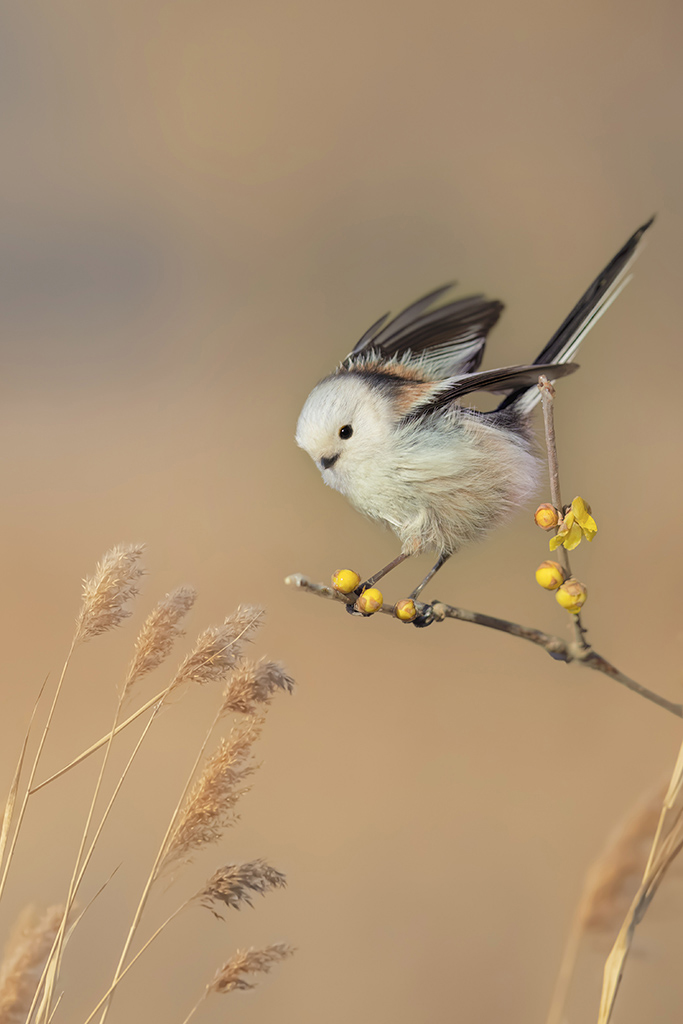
top-left (499, 217), bottom-right (654, 414)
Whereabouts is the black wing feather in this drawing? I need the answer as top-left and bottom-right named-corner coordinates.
top-left (403, 362), bottom-right (579, 422)
top-left (345, 287), bottom-right (504, 376)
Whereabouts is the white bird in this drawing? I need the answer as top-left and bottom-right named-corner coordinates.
top-left (296, 219), bottom-right (653, 618)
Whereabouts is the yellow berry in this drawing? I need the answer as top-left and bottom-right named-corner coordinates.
top-left (394, 599), bottom-right (417, 621)
top-left (331, 568), bottom-right (361, 594)
top-left (534, 503), bottom-right (560, 531)
top-left (535, 560), bottom-right (565, 591)
top-left (555, 579), bottom-right (587, 614)
top-left (356, 588), bottom-right (383, 615)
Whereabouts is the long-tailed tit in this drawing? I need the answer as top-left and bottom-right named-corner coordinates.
top-left (296, 220), bottom-right (653, 613)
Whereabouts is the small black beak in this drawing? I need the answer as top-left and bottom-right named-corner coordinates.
top-left (320, 453), bottom-right (340, 470)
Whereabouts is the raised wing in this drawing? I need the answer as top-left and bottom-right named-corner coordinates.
top-left (344, 286), bottom-right (504, 378)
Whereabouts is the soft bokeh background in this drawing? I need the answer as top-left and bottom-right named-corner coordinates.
top-left (1, 1), bottom-right (682, 1021)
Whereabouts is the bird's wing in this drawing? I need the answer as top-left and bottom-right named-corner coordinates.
top-left (344, 286), bottom-right (504, 377)
top-left (401, 362), bottom-right (579, 422)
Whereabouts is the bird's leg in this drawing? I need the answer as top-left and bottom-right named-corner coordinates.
top-left (408, 552), bottom-right (451, 601)
top-left (347, 551), bottom-right (412, 616)
top-left (360, 551), bottom-right (411, 590)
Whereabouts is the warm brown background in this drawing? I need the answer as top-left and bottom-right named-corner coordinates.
top-left (1, 1), bottom-right (682, 1022)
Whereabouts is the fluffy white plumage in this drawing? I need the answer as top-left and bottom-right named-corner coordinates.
top-left (296, 370), bottom-right (539, 555)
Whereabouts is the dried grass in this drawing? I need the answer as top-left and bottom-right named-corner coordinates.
top-left (163, 717), bottom-right (263, 868)
top-left (207, 942), bottom-right (294, 994)
top-left (124, 585), bottom-right (197, 695)
top-left (168, 606), bottom-right (264, 694)
top-left (0, 906), bottom-right (63, 1024)
top-left (74, 544), bottom-right (145, 643)
top-left (221, 658), bottom-right (295, 716)
top-left (579, 786), bottom-right (666, 936)
top-left (0, 546), bottom-right (294, 1023)
top-left (198, 860), bottom-right (287, 915)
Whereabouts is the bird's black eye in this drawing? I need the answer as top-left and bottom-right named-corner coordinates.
top-left (339, 424), bottom-right (353, 440)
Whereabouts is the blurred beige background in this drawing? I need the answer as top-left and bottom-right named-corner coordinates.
top-left (1, 1), bottom-right (682, 1021)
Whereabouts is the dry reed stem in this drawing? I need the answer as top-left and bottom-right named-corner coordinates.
top-left (101, 616), bottom-right (274, 1024)
top-left (74, 544), bottom-right (145, 644)
top-left (579, 788), bottom-right (666, 935)
top-left (43, 589), bottom-right (198, 1010)
top-left (124, 586), bottom-right (197, 695)
top-left (31, 690), bottom-right (170, 793)
top-left (83, 856), bottom-right (287, 1024)
top-left (8, 544), bottom-right (145, 923)
top-left (0, 906), bottom-right (63, 1024)
top-left (80, 901), bottom-right (189, 1024)
top-left (163, 717), bottom-right (263, 869)
top-left (0, 641), bottom-right (78, 908)
top-left (0, 677), bottom-right (48, 881)
top-left (597, 736), bottom-right (683, 1024)
top-left (70, 712), bottom-right (158, 908)
top-left (42, 587), bottom-right (187, 1018)
top-left (33, 604), bottom-right (264, 793)
top-left (221, 659), bottom-right (295, 716)
top-left (198, 861), bottom-right (287, 916)
top-left (546, 786), bottom-right (666, 1024)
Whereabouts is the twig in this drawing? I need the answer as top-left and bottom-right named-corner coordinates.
top-left (284, 575), bottom-right (682, 719)
top-left (538, 375), bottom-right (587, 647)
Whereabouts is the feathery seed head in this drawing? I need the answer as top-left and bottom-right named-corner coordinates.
top-left (221, 659), bottom-right (294, 716)
top-left (0, 905), bottom-right (64, 1023)
top-left (74, 544), bottom-right (145, 643)
top-left (198, 860), bottom-right (286, 916)
top-left (163, 717), bottom-right (263, 868)
top-left (124, 585), bottom-right (197, 695)
top-left (168, 606), bottom-right (264, 695)
top-left (579, 789), bottom-right (666, 935)
top-left (207, 943), bottom-right (294, 995)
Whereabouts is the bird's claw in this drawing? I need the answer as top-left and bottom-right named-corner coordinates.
top-left (411, 602), bottom-right (436, 628)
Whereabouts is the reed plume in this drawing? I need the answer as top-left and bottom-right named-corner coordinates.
top-left (163, 717), bottom-right (263, 869)
top-left (221, 659), bottom-right (295, 716)
top-left (207, 943), bottom-right (294, 994)
top-left (198, 860), bottom-right (287, 915)
top-left (124, 585), bottom-right (197, 695)
top-left (74, 544), bottom-right (145, 643)
top-left (579, 787), bottom-right (666, 936)
top-left (0, 545), bottom-right (294, 1022)
top-left (0, 905), bottom-right (63, 1024)
top-left (168, 606), bottom-right (264, 695)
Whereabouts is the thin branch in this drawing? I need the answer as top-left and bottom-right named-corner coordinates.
top-left (284, 574), bottom-right (682, 719)
top-left (538, 375), bottom-right (587, 646)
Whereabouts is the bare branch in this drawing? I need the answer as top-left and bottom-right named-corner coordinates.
top-left (285, 574), bottom-right (682, 719)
